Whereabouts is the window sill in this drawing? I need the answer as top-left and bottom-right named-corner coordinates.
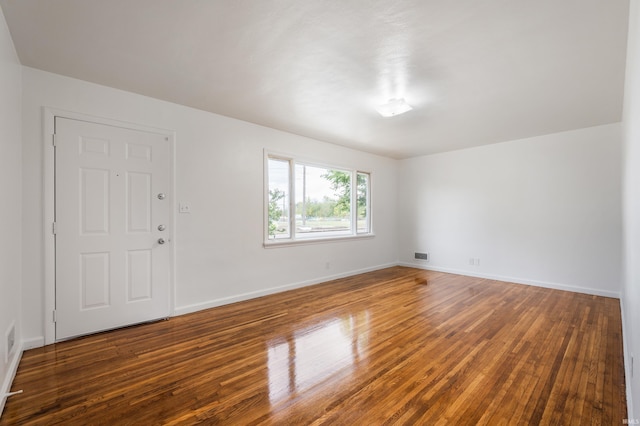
top-left (263, 233), bottom-right (375, 248)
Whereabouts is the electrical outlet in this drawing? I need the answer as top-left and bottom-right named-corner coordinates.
top-left (325, 261), bottom-right (331, 270)
top-left (469, 258), bottom-right (475, 266)
top-left (475, 258), bottom-right (480, 266)
top-left (415, 252), bottom-right (429, 261)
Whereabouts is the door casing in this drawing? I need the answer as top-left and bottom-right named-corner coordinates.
top-left (42, 107), bottom-right (176, 345)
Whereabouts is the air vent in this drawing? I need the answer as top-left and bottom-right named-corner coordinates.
top-left (5, 321), bottom-right (15, 363)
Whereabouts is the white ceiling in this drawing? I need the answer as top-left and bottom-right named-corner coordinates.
top-left (0, 0), bottom-right (630, 158)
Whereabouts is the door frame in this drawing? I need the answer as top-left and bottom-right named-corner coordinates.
top-left (43, 107), bottom-right (176, 344)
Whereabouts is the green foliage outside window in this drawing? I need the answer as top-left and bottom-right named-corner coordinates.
top-left (322, 170), bottom-right (368, 220)
top-left (268, 188), bottom-right (285, 237)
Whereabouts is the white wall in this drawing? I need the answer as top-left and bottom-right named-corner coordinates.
top-left (0, 6), bottom-right (22, 414)
top-left (398, 124), bottom-right (622, 297)
top-left (20, 67), bottom-right (399, 343)
top-left (9, 7), bottom-right (632, 417)
top-left (622, 0), bottom-right (640, 420)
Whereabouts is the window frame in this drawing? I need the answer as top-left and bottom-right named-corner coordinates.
top-left (264, 151), bottom-right (373, 247)
top-left (355, 171), bottom-right (371, 235)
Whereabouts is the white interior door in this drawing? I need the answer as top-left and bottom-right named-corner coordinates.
top-left (55, 117), bottom-right (172, 340)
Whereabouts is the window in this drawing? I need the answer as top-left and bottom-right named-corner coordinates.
top-left (356, 172), bottom-right (370, 234)
top-left (267, 158), bottom-right (291, 239)
top-left (266, 154), bottom-right (371, 244)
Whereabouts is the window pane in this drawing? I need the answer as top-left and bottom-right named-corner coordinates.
top-left (357, 172), bottom-right (370, 233)
top-left (267, 158), bottom-right (290, 239)
top-left (295, 164), bottom-right (351, 238)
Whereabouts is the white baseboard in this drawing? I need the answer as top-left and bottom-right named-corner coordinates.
top-left (398, 261), bottom-right (621, 299)
top-left (3, 263), bottom-right (628, 419)
top-left (22, 337), bottom-right (44, 351)
top-left (176, 261), bottom-right (621, 317)
top-left (0, 341), bottom-right (23, 418)
top-left (174, 262), bottom-right (398, 316)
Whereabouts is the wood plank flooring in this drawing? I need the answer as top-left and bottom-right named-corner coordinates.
top-left (1, 267), bottom-right (627, 425)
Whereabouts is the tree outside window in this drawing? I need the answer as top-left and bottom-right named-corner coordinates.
top-left (266, 155), bottom-right (371, 243)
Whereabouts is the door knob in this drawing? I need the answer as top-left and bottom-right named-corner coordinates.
top-left (158, 238), bottom-right (166, 245)
top-left (157, 224), bottom-right (166, 231)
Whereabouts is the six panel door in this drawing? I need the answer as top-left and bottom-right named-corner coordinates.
top-left (55, 117), bottom-right (171, 340)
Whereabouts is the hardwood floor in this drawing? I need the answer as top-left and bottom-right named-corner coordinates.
top-left (1, 267), bottom-right (627, 425)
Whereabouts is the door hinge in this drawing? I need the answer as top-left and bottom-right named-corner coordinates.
top-left (52, 134), bottom-right (56, 147)
top-left (52, 222), bottom-right (57, 235)
top-left (52, 310), bottom-right (57, 323)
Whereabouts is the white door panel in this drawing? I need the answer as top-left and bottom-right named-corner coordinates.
top-left (55, 117), bottom-right (172, 340)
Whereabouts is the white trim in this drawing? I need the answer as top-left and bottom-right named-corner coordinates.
top-left (350, 170), bottom-right (357, 235)
top-left (22, 336), bottom-right (45, 351)
top-left (43, 108), bottom-right (55, 345)
top-left (398, 261), bottom-right (621, 299)
top-left (263, 150), bottom-right (374, 245)
top-left (263, 150), bottom-right (270, 243)
top-left (176, 261), bottom-right (624, 317)
top-left (174, 260), bottom-right (622, 318)
top-left (43, 107), bottom-right (176, 345)
top-left (174, 262), bottom-right (397, 316)
top-left (264, 233), bottom-right (375, 248)
top-left (355, 171), bottom-right (372, 235)
top-left (0, 341), bottom-right (23, 417)
top-left (620, 298), bottom-right (635, 421)
top-left (264, 149), bottom-right (358, 174)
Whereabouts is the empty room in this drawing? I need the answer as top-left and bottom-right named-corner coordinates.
top-left (1, 0), bottom-right (639, 424)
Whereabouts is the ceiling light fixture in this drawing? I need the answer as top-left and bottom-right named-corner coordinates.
top-left (376, 98), bottom-right (413, 117)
